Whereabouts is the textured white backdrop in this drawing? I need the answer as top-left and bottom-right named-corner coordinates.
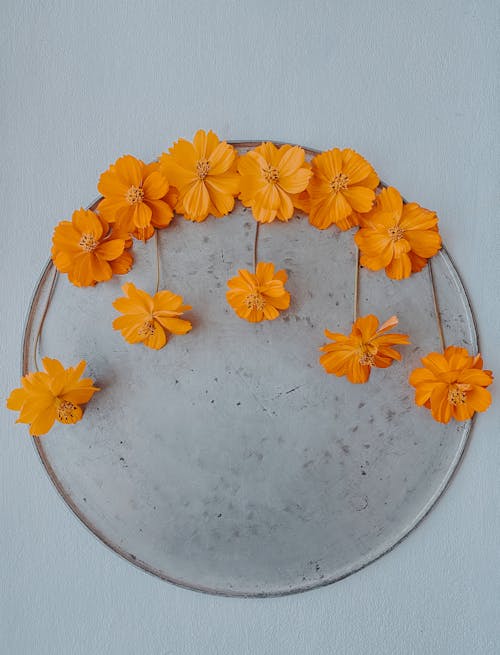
top-left (1, 1), bottom-right (499, 654)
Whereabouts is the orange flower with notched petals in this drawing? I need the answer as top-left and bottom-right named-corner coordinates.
top-left (319, 315), bottom-right (410, 384)
top-left (160, 129), bottom-right (240, 222)
top-left (238, 142), bottom-right (312, 223)
top-left (51, 209), bottom-right (133, 287)
top-left (307, 148), bottom-right (379, 231)
top-left (6, 358), bottom-right (99, 436)
top-left (112, 282), bottom-right (192, 350)
top-left (409, 346), bottom-right (493, 423)
top-left (355, 187), bottom-right (441, 280)
top-left (226, 262), bottom-right (290, 322)
top-left (98, 155), bottom-right (173, 239)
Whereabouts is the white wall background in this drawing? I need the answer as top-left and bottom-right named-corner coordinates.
top-left (1, 1), bottom-right (499, 653)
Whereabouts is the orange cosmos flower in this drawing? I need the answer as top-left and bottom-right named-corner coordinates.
top-left (97, 155), bottom-right (173, 239)
top-left (226, 262), bottom-right (291, 322)
top-left (307, 148), bottom-right (379, 231)
top-left (354, 186), bottom-right (442, 280)
top-left (112, 282), bottom-right (192, 350)
top-left (51, 208), bottom-right (133, 287)
top-left (6, 358), bottom-right (99, 436)
top-left (319, 315), bottom-right (410, 384)
top-left (160, 129), bottom-right (240, 222)
top-left (409, 346), bottom-right (493, 423)
top-left (238, 142), bottom-right (312, 223)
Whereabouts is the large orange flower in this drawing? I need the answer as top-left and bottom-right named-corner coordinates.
top-left (238, 142), bottom-right (312, 223)
top-left (160, 129), bottom-right (240, 222)
top-left (52, 209), bottom-right (133, 287)
top-left (319, 315), bottom-right (410, 383)
top-left (112, 282), bottom-right (192, 350)
top-left (226, 262), bottom-right (290, 322)
top-left (409, 346), bottom-right (493, 423)
top-left (355, 187), bottom-right (442, 280)
top-left (307, 148), bottom-right (379, 230)
top-left (98, 156), bottom-right (173, 239)
top-left (7, 358), bottom-right (99, 436)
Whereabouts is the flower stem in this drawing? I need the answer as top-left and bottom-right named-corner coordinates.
top-left (353, 246), bottom-right (360, 324)
top-left (155, 229), bottom-right (161, 294)
top-left (253, 222), bottom-right (260, 272)
top-left (33, 266), bottom-right (59, 371)
top-left (428, 258), bottom-right (446, 352)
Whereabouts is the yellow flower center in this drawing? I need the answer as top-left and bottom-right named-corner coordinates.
top-left (79, 233), bottom-right (99, 252)
top-left (359, 351), bottom-right (375, 366)
top-left (245, 292), bottom-right (266, 311)
top-left (330, 173), bottom-right (349, 193)
top-left (138, 319), bottom-right (155, 336)
top-left (388, 225), bottom-right (405, 241)
top-left (196, 159), bottom-right (211, 180)
top-left (125, 185), bottom-right (145, 205)
top-left (447, 384), bottom-right (468, 406)
top-left (262, 165), bottom-right (279, 184)
top-left (358, 342), bottom-right (377, 366)
top-left (55, 399), bottom-right (80, 423)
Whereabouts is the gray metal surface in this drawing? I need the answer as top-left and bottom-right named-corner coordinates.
top-left (23, 144), bottom-right (477, 596)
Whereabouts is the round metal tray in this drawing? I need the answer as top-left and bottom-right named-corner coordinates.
top-left (23, 143), bottom-right (477, 596)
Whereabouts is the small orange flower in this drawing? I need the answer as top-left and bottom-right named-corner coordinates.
top-left (6, 358), bottom-right (99, 436)
top-left (160, 129), bottom-right (240, 222)
top-left (354, 187), bottom-right (442, 280)
top-left (112, 282), bottom-right (192, 350)
top-left (307, 148), bottom-right (379, 231)
top-left (51, 209), bottom-right (132, 287)
top-left (238, 142), bottom-right (312, 223)
top-left (319, 315), bottom-right (410, 384)
top-left (409, 346), bottom-right (493, 423)
top-left (98, 156), bottom-right (173, 239)
top-left (226, 262), bottom-right (290, 322)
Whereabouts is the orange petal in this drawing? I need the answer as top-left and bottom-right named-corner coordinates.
top-left (30, 406), bottom-right (57, 436)
top-left (144, 322), bottom-right (167, 349)
top-left (385, 253), bottom-right (412, 279)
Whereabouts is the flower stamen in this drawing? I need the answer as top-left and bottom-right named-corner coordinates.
top-left (359, 350), bottom-right (376, 366)
top-left (330, 173), bottom-right (349, 193)
top-left (447, 384), bottom-right (470, 406)
top-left (79, 233), bottom-right (99, 252)
top-left (262, 165), bottom-right (279, 184)
top-left (244, 292), bottom-right (266, 311)
top-left (196, 159), bottom-right (211, 180)
top-left (138, 319), bottom-right (155, 337)
top-left (388, 225), bottom-right (405, 241)
top-left (125, 185), bottom-right (145, 205)
top-left (55, 399), bottom-right (80, 423)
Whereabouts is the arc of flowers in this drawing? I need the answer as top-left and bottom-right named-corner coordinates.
top-left (7, 131), bottom-right (494, 436)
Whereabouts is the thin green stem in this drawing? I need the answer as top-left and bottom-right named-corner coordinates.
top-left (253, 222), bottom-right (260, 272)
top-left (353, 246), bottom-right (360, 323)
top-left (428, 257), bottom-right (446, 352)
top-left (155, 229), bottom-right (161, 293)
top-left (33, 266), bottom-right (59, 371)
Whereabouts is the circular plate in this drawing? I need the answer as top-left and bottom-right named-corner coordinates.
top-left (23, 143), bottom-right (477, 597)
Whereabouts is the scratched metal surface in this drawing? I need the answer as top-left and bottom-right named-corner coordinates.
top-left (24, 145), bottom-right (477, 596)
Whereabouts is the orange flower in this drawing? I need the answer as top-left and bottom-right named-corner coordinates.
top-left (112, 282), bottom-right (192, 350)
top-left (160, 129), bottom-right (240, 222)
top-left (98, 155), bottom-right (173, 239)
top-left (238, 142), bottom-right (312, 223)
top-left (319, 315), bottom-right (410, 383)
top-left (409, 346), bottom-right (493, 423)
top-left (226, 262), bottom-right (290, 322)
top-left (354, 187), bottom-right (441, 280)
top-left (51, 209), bottom-right (133, 287)
top-left (307, 148), bottom-right (379, 230)
top-left (6, 358), bottom-right (99, 436)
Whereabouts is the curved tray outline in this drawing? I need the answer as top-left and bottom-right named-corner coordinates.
top-left (22, 141), bottom-right (478, 597)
